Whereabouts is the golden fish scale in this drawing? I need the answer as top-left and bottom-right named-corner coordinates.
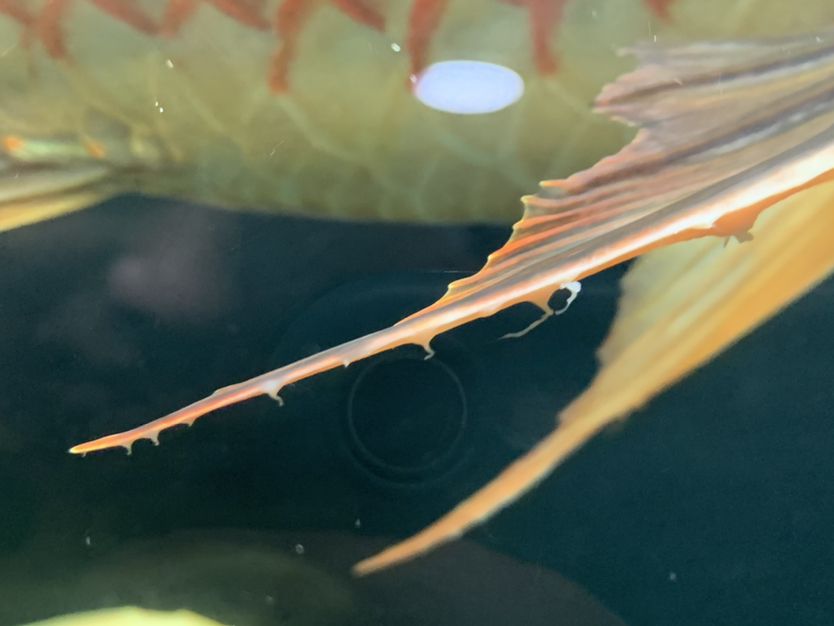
top-left (1, 0), bottom-right (834, 225)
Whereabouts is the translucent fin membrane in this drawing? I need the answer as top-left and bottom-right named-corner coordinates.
top-left (72, 28), bottom-right (834, 574)
top-left (353, 182), bottom-right (834, 575)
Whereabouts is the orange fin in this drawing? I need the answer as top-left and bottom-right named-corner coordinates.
top-left (352, 29), bottom-right (834, 575)
top-left (72, 29), bottom-right (834, 572)
top-left (352, 182), bottom-right (834, 576)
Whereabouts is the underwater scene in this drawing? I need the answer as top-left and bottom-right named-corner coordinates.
top-left (2, 1), bottom-right (834, 624)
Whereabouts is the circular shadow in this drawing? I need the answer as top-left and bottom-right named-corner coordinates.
top-left (346, 353), bottom-right (467, 484)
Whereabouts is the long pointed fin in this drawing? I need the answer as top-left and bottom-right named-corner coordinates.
top-left (353, 182), bottom-right (834, 575)
top-left (71, 28), bottom-right (834, 572)
top-left (351, 30), bottom-right (834, 574)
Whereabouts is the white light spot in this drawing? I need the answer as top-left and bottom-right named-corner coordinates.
top-left (390, 42), bottom-right (401, 52)
top-left (413, 60), bottom-right (525, 115)
top-left (154, 100), bottom-right (164, 113)
top-left (294, 543), bottom-right (305, 555)
top-left (165, 58), bottom-right (174, 69)
top-left (557, 281), bottom-right (581, 314)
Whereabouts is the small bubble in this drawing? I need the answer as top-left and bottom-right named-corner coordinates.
top-left (165, 59), bottom-right (175, 69)
top-left (390, 42), bottom-right (401, 52)
top-left (668, 571), bottom-right (677, 582)
top-left (294, 543), bottom-right (305, 555)
top-left (354, 518), bottom-right (362, 529)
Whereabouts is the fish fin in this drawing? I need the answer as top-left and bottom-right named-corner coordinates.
top-left (71, 29), bottom-right (834, 568)
top-left (0, 104), bottom-right (168, 233)
top-left (352, 182), bottom-right (834, 575)
top-left (0, 156), bottom-right (116, 233)
top-left (572, 185), bottom-right (834, 422)
top-left (349, 30), bottom-right (834, 574)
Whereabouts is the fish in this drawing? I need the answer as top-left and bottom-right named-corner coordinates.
top-left (2, 0), bottom-right (834, 576)
top-left (2, 529), bottom-right (626, 625)
top-left (2, 0), bottom-right (831, 228)
top-left (17, 608), bottom-right (228, 626)
top-left (1, 531), bottom-right (356, 626)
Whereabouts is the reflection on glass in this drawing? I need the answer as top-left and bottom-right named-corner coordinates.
top-left (412, 60), bottom-right (525, 115)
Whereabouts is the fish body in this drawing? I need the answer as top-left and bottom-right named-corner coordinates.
top-left (2, 0), bottom-right (834, 226)
top-left (3, 0), bottom-right (834, 576)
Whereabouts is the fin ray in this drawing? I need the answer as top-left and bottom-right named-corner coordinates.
top-left (69, 28), bottom-right (834, 574)
top-left (353, 182), bottom-right (834, 575)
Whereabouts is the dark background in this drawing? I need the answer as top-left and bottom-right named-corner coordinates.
top-left (0, 195), bottom-right (832, 625)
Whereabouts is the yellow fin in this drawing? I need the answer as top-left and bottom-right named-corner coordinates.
top-left (572, 184), bottom-right (834, 422)
top-left (352, 179), bottom-right (834, 577)
top-left (0, 158), bottom-right (114, 233)
top-left (351, 30), bottom-right (834, 574)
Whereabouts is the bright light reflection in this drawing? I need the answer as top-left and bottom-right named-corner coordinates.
top-left (413, 60), bottom-right (525, 115)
